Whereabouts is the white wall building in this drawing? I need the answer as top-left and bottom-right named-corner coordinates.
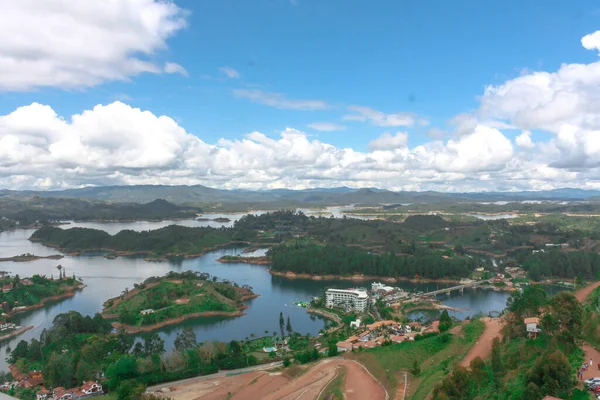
top-left (371, 282), bottom-right (394, 293)
top-left (325, 288), bottom-right (369, 312)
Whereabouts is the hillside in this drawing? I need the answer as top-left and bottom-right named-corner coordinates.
top-left (3, 185), bottom-right (600, 206)
top-left (102, 271), bottom-right (257, 332)
top-left (29, 224), bottom-right (250, 258)
top-left (0, 197), bottom-right (201, 225)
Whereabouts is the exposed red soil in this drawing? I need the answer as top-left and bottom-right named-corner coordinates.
top-left (460, 317), bottom-right (503, 367)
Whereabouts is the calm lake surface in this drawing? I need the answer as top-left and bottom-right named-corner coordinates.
top-left (0, 214), bottom-right (545, 371)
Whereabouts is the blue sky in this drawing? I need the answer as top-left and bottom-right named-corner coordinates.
top-left (1, 0), bottom-right (600, 191)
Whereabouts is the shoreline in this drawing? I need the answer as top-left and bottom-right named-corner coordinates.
top-left (110, 310), bottom-right (248, 334)
top-left (0, 325), bottom-right (34, 342)
top-left (10, 283), bottom-right (85, 316)
top-left (0, 254), bottom-right (64, 263)
top-left (216, 256), bottom-right (270, 265)
top-left (30, 240), bottom-right (253, 261)
top-left (268, 270), bottom-right (461, 284)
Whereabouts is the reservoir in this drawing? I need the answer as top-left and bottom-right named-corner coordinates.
top-left (0, 216), bottom-right (533, 370)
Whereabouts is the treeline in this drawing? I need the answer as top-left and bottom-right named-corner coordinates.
top-left (9, 311), bottom-right (265, 400)
top-left (434, 286), bottom-right (584, 399)
top-left (0, 197), bottom-right (201, 225)
top-left (513, 249), bottom-right (600, 279)
top-left (30, 224), bottom-right (255, 255)
top-left (269, 244), bottom-right (475, 278)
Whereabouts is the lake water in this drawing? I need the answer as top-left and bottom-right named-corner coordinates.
top-left (467, 213), bottom-right (518, 220)
top-left (0, 216), bottom-right (535, 371)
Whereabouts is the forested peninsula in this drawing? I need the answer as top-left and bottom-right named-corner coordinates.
top-left (0, 197), bottom-right (201, 228)
top-left (29, 210), bottom-right (600, 280)
top-left (29, 224), bottom-right (259, 259)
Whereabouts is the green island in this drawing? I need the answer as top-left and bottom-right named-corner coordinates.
top-left (0, 272), bottom-right (83, 315)
top-left (102, 271), bottom-right (258, 333)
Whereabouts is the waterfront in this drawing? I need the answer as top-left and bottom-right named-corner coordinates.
top-left (0, 216), bottom-right (568, 371)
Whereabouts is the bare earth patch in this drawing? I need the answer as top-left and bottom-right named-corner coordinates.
top-left (460, 317), bottom-right (503, 367)
top-left (158, 358), bottom-right (387, 400)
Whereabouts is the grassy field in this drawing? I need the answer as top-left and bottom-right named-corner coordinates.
top-left (347, 319), bottom-right (486, 399)
top-left (317, 366), bottom-right (347, 400)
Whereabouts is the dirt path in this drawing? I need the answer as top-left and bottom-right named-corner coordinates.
top-left (575, 281), bottom-right (600, 303)
top-left (157, 358), bottom-right (387, 400)
top-left (460, 318), bottom-right (503, 367)
top-left (262, 359), bottom-right (387, 400)
top-left (579, 344), bottom-right (600, 381)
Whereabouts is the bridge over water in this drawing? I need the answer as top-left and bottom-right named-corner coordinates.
top-left (422, 280), bottom-right (489, 297)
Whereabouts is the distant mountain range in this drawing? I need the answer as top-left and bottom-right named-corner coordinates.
top-left (1, 185), bottom-right (599, 206)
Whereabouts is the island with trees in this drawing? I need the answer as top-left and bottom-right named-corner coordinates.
top-left (0, 271), bottom-right (84, 315)
top-left (101, 271), bottom-right (258, 333)
top-left (29, 224), bottom-right (259, 260)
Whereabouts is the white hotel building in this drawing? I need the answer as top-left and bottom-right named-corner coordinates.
top-left (325, 288), bottom-right (369, 312)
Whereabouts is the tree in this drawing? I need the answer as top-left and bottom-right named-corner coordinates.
top-left (283, 357), bottom-right (291, 367)
top-left (286, 316), bottom-right (293, 335)
top-left (490, 337), bottom-right (503, 381)
top-left (526, 350), bottom-right (573, 396)
top-left (106, 356), bottom-right (139, 390)
top-left (328, 342), bottom-right (338, 357)
top-left (279, 312), bottom-right (285, 337)
top-left (548, 291), bottom-right (582, 351)
top-left (229, 340), bottom-right (242, 356)
top-left (469, 357), bottom-right (486, 386)
top-left (143, 333), bottom-right (165, 356)
top-left (10, 340), bottom-right (28, 363)
top-left (115, 380), bottom-right (145, 400)
top-left (174, 327), bottom-right (197, 352)
top-left (433, 366), bottom-right (472, 400)
top-left (439, 310), bottom-right (452, 333)
top-left (76, 360), bottom-right (95, 384)
top-left (410, 359), bottom-right (421, 376)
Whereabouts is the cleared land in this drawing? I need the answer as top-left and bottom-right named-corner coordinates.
top-left (459, 317), bottom-right (503, 367)
top-left (154, 358), bottom-right (386, 400)
top-left (575, 280), bottom-right (600, 302)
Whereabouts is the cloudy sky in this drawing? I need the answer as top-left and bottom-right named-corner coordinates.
top-left (1, 0), bottom-right (600, 192)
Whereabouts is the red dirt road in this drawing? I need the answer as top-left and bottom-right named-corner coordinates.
top-left (159, 358), bottom-right (387, 400)
top-left (262, 359), bottom-right (387, 400)
top-left (575, 281), bottom-right (600, 302)
top-left (460, 317), bottom-right (503, 367)
top-left (580, 343), bottom-right (600, 381)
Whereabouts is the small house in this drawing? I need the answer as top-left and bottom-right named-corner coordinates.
top-left (1, 286), bottom-right (11, 294)
top-left (524, 317), bottom-right (541, 338)
top-left (336, 341), bottom-right (353, 352)
top-left (20, 279), bottom-right (33, 286)
top-left (139, 309), bottom-right (154, 315)
top-left (36, 388), bottom-right (50, 400)
top-left (357, 331), bottom-right (371, 342)
top-left (391, 335), bottom-right (404, 343)
top-left (80, 381), bottom-right (102, 395)
top-left (350, 318), bottom-right (361, 329)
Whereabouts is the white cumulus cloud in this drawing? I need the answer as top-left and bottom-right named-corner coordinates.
top-left (0, 0), bottom-right (188, 91)
top-left (219, 66), bottom-right (240, 79)
top-left (369, 132), bottom-right (409, 150)
top-left (0, 101), bottom-right (580, 192)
